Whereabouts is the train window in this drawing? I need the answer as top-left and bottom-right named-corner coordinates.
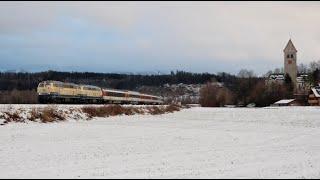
top-left (53, 83), bottom-right (63, 87)
top-left (142, 95), bottom-right (151, 99)
top-left (107, 92), bottom-right (125, 97)
top-left (130, 94), bottom-right (140, 98)
top-left (117, 93), bottom-right (125, 97)
top-left (64, 84), bottom-right (74, 88)
top-left (83, 86), bottom-right (100, 91)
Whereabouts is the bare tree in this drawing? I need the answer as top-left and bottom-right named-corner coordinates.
top-left (309, 60), bottom-right (320, 72)
top-left (273, 68), bottom-right (281, 74)
top-left (237, 69), bottom-right (255, 78)
top-left (298, 63), bottom-right (307, 74)
top-left (199, 83), bottom-right (234, 107)
top-left (264, 70), bottom-right (273, 77)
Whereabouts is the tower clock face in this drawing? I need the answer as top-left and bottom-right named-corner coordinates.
top-left (288, 60), bottom-right (292, 64)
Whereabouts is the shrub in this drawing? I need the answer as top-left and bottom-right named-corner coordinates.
top-left (82, 104), bottom-right (183, 118)
top-left (165, 104), bottom-right (181, 112)
top-left (28, 108), bottom-right (41, 121)
top-left (199, 83), bottom-right (234, 107)
top-left (2, 111), bottom-right (23, 124)
top-left (40, 107), bottom-right (66, 123)
top-left (1, 104), bottom-right (185, 125)
top-left (108, 105), bottom-right (125, 116)
top-left (132, 107), bottom-right (144, 114)
top-left (82, 105), bottom-right (129, 119)
top-left (82, 106), bottom-right (102, 118)
top-left (148, 106), bottom-right (162, 115)
top-left (122, 107), bottom-right (135, 115)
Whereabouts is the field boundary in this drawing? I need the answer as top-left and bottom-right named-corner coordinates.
top-left (0, 104), bottom-right (188, 126)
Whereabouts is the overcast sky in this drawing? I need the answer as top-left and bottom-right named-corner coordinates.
top-left (1, 1), bottom-right (320, 75)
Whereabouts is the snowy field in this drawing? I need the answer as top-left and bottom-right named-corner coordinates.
top-left (1, 106), bottom-right (320, 178)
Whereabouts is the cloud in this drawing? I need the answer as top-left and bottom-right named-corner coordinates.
top-left (1, 1), bottom-right (320, 74)
top-left (0, 2), bottom-right (60, 34)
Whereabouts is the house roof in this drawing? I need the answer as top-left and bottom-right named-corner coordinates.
top-left (283, 39), bottom-right (297, 52)
top-left (311, 87), bottom-right (320, 98)
top-left (269, 74), bottom-right (285, 80)
top-left (268, 74), bottom-right (308, 82)
top-left (274, 99), bottom-right (295, 104)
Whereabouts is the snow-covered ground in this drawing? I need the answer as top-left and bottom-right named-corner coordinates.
top-left (1, 106), bottom-right (320, 178)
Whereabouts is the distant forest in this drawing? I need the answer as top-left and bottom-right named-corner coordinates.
top-left (0, 70), bottom-right (240, 91)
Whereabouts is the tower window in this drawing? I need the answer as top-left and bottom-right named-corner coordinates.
top-left (291, 54), bottom-right (294, 58)
top-left (287, 54), bottom-right (290, 58)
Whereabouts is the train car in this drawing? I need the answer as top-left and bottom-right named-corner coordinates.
top-left (138, 93), bottom-right (164, 105)
top-left (79, 85), bottom-right (103, 103)
top-left (37, 80), bottom-right (163, 105)
top-left (102, 88), bottom-right (164, 105)
top-left (101, 88), bottom-right (128, 104)
top-left (126, 91), bottom-right (143, 104)
top-left (37, 81), bottom-right (103, 103)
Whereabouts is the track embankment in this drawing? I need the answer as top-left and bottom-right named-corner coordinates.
top-left (0, 104), bottom-right (186, 125)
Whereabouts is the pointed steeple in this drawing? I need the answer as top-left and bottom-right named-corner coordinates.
top-left (283, 39), bottom-right (297, 53)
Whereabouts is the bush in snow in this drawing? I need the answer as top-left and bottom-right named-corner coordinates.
top-left (39, 107), bottom-right (66, 123)
top-left (1, 111), bottom-right (23, 125)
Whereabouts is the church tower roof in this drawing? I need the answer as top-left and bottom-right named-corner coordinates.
top-left (283, 39), bottom-right (297, 52)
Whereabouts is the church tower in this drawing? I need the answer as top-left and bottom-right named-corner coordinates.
top-left (284, 39), bottom-right (297, 87)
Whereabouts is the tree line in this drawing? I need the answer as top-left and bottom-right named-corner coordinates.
top-left (0, 70), bottom-right (222, 91)
top-left (200, 60), bottom-right (320, 107)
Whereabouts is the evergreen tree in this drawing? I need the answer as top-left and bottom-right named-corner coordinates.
top-left (284, 73), bottom-right (294, 97)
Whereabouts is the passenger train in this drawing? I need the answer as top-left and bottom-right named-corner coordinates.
top-left (37, 80), bottom-right (164, 105)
